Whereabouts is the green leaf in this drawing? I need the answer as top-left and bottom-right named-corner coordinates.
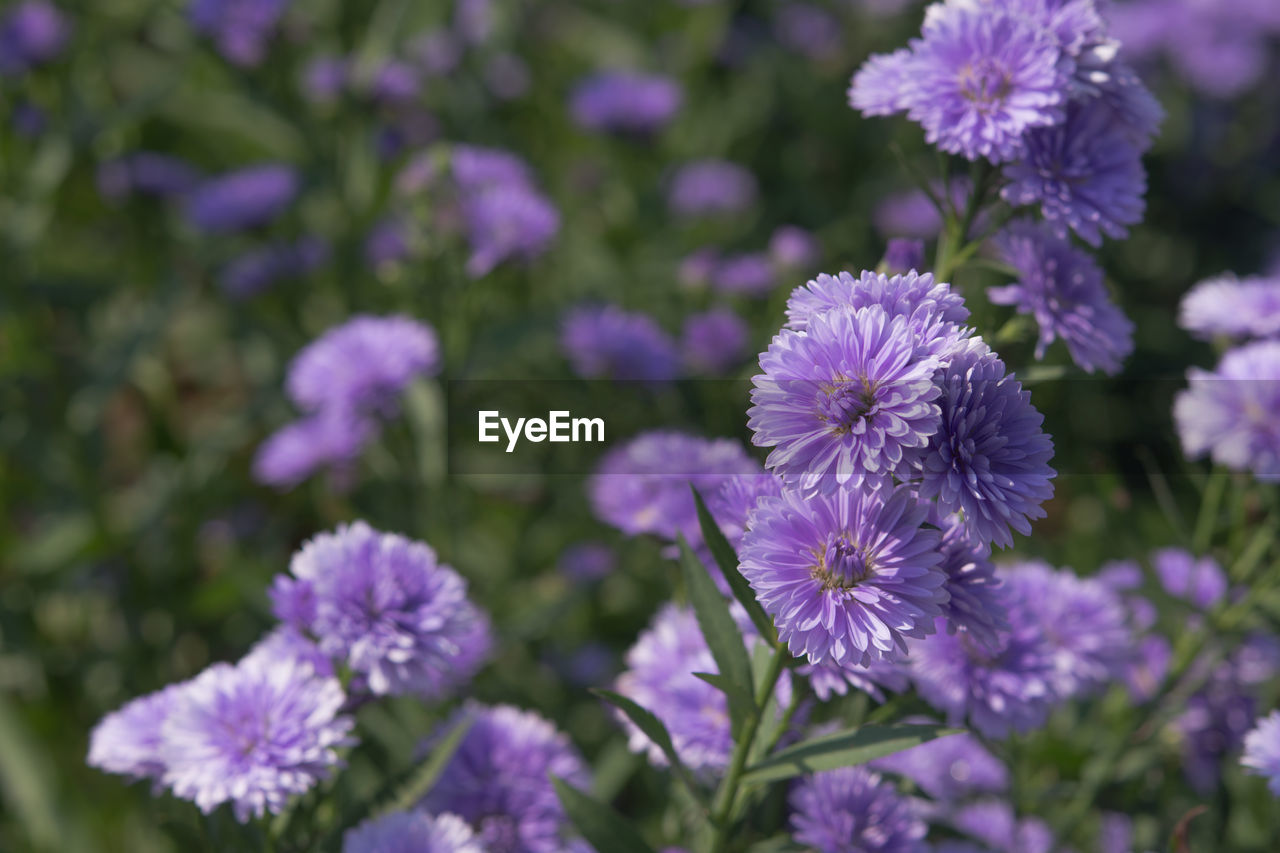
top-left (691, 486), bottom-right (774, 641)
top-left (380, 717), bottom-right (472, 816)
top-left (740, 724), bottom-right (960, 785)
top-left (691, 672), bottom-right (752, 735)
top-left (552, 777), bottom-right (657, 853)
top-left (592, 690), bottom-right (705, 805)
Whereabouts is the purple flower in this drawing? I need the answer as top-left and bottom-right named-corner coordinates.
top-left (561, 305), bottom-right (681, 383)
top-left (365, 217), bottom-right (412, 269)
top-left (1179, 274), bottom-right (1280, 342)
top-left (159, 649), bottom-right (354, 822)
top-left (1001, 101), bottom-right (1148, 247)
top-left (750, 302), bottom-right (943, 494)
top-left (218, 236), bottom-right (329, 299)
top-left (461, 182), bottom-right (559, 277)
top-left (1243, 711), bottom-right (1280, 796)
top-left (1174, 341), bottom-right (1280, 481)
top-left (934, 510), bottom-right (1008, 649)
top-left (286, 314), bottom-right (440, 416)
top-left (1124, 634), bottom-right (1171, 702)
top-left (678, 248), bottom-right (720, 289)
top-left (0, 1), bottom-right (69, 75)
top-left (186, 165), bottom-right (299, 233)
top-left (789, 767), bottom-right (928, 853)
top-left (1151, 547), bottom-right (1227, 609)
top-left (97, 152), bottom-right (202, 203)
top-left (88, 684), bottom-right (185, 783)
top-left (667, 160), bottom-right (758, 217)
top-left (301, 55), bottom-right (348, 103)
top-left (421, 703), bottom-right (590, 853)
top-left (800, 656), bottom-right (909, 703)
top-left (883, 238), bottom-right (925, 275)
top-left (919, 336), bottom-right (1056, 549)
top-left (774, 3), bottom-right (843, 62)
top-left (557, 542), bottom-right (615, 583)
top-left (769, 225), bottom-right (821, 270)
top-left (252, 410), bottom-right (376, 490)
top-left (991, 219), bottom-right (1134, 375)
top-left (872, 179), bottom-right (972, 239)
top-left (587, 431), bottom-right (758, 543)
top-left (569, 71), bottom-right (682, 134)
top-left (189, 0), bottom-right (288, 67)
top-left (681, 307), bottom-right (749, 375)
top-left (452, 145), bottom-right (533, 190)
top-left (711, 252), bottom-right (777, 297)
top-left (343, 810), bottom-right (485, 853)
top-left (848, 48), bottom-right (916, 117)
top-left (784, 269), bottom-right (969, 336)
top-left (271, 522), bottom-right (491, 699)
top-left (950, 800), bottom-right (1054, 853)
top-left (614, 604), bottom-right (790, 774)
top-left (740, 486), bottom-right (946, 667)
top-left (870, 727), bottom-right (1007, 801)
top-left (369, 60), bottom-right (421, 104)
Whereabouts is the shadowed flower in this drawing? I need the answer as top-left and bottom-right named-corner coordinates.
top-left (97, 153), bottom-right (201, 202)
top-left (219, 237), bottom-right (330, 299)
top-left (0, 1), bottom-right (69, 75)
top-left (186, 164), bottom-right (299, 233)
top-left (740, 486), bottom-right (946, 667)
top-left (343, 810), bottom-right (485, 853)
top-left (561, 305), bottom-right (681, 383)
top-left (569, 71), bottom-right (682, 133)
top-left (769, 225), bottom-right (821, 270)
top-left (712, 252), bottom-right (777, 297)
top-left (1174, 341), bottom-right (1280, 481)
top-left (800, 656), bottom-right (909, 703)
top-left (789, 767), bottom-right (928, 853)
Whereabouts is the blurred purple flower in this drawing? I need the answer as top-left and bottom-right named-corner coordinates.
top-left (0, 1), bottom-right (69, 76)
top-left (484, 52), bottom-right (530, 100)
top-left (1174, 341), bottom-right (1280, 481)
top-left (218, 236), bottom-right (329, 299)
top-left (462, 182), bottom-right (559, 277)
top-left (668, 160), bottom-right (757, 217)
top-left (454, 0), bottom-right (493, 44)
top-left (882, 238), bottom-right (925, 275)
top-left (570, 71), bottom-right (682, 134)
top-left (711, 252), bottom-right (776, 297)
top-left (1242, 711), bottom-right (1280, 796)
top-left (252, 411), bottom-right (376, 490)
top-left (97, 152), bottom-right (202, 202)
top-left (301, 55), bottom-right (348, 103)
top-left (411, 30), bottom-right (463, 77)
top-left (343, 810), bottom-right (484, 853)
top-left (369, 60), bottom-right (421, 104)
top-left (872, 179), bottom-right (972, 239)
top-left (1124, 633), bottom-right (1171, 702)
top-left (88, 684), bottom-right (185, 783)
top-left (561, 304), bottom-right (681, 383)
top-left (950, 800), bottom-right (1054, 853)
top-left (768, 225), bottom-right (820, 270)
top-left (186, 165), bottom-right (299, 233)
top-left (365, 217), bottom-right (411, 269)
top-left (774, 3), bottom-right (842, 61)
top-left (1179, 274), bottom-right (1280, 342)
top-left (870, 727), bottom-right (1007, 801)
top-left (681, 307), bottom-right (749, 375)
top-left (800, 656), bottom-right (909, 703)
top-left (678, 248), bottom-right (720, 289)
top-left (1151, 547), bottom-right (1227, 609)
top-left (189, 0), bottom-right (289, 68)
top-left (557, 542), bottom-right (615, 583)
top-left (789, 767), bottom-right (928, 853)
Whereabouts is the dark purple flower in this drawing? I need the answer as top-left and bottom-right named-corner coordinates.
top-left (681, 307), bottom-right (749, 375)
top-left (286, 314), bottom-right (440, 415)
top-left (750, 302), bottom-right (943, 494)
top-left (870, 727), bottom-right (1007, 801)
top-left (1243, 711), bottom-right (1280, 796)
top-left (934, 510), bottom-right (1008, 649)
top-left (587, 431), bottom-right (758, 543)
top-left (991, 219), bottom-right (1134, 374)
top-left (189, 0), bottom-right (288, 68)
top-left (421, 703), bottom-right (590, 853)
top-left (186, 165), bottom-right (299, 233)
top-left (557, 542), bottom-right (615, 583)
top-left (883, 238), bottom-right (925, 275)
top-left (741, 486), bottom-right (946, 667)
top-left (769, 225), bottom-right (821, 270)
top-left (667, 160), bottom-right (758, 217)
top-left (872, 179), bottom-right (973, 239)
top-left (789, 767), bottom-right (928, 853)
top-left (252, 411), bottom-right (376, 490)
top-left (1001, 101), bottom-right (1148, 247)
top-left (1151, 547), bottom-right (1227, 609)
top-left (561, 305), bottom-right (681, 383)
top-left (919, 336), bottom-right (1055, 549)
top-left (0, 2), bottom-right (69, 75)
top-left (1174, 341), bottom-right (1280, 481)
top-left (1179, 274), bottom-right (1280, 342)
top-left (569, 71), bottom-right (682, 134)
top-left (218, 236), bottom-right (329, 299)
top-left (271, 521), bottom-right (492, 699)
top-left (711, 252), bottom-right (776, 297)
top-left (343, 810), bottom-right (484, 853)
top-left (97, 152), bottom-right (202, 202)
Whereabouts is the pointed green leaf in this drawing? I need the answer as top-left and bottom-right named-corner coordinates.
top-left (552, 777), bottom-right (657, 853)
top-left (592, 689), bottom-right (706, 807)
top-left (691, 672), bottom-right (750, 736)
top-left (380, 717), bottom-right (472, 816)
top-left (740, 724), bottom-right (960, 785)
top-left (691, 486), bottom-right (774, 641)
top-left (680, 531), bottom-right (754, 735)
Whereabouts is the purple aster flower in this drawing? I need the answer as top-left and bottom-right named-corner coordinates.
top-left (461, 182), bottom-right (559, 277)
top-left (88, 684), bottom-right (185, 784)
top-left (1151, 547), bottom-right (1227, 609)
top-left (769, 225), bottom-right (821, 270)
top-left (919, 336), bottom-right (1056, 549)
top-left (872, 179), bottom-right (973, 239)
top-left (1084, 59), bottom-right (1165, 148)
top-left (848, 48), bottom-right (917, 117)
top-left (343, 810), bottom-right (484, 853)
top-left (587, 431), bottom-right (758, 543)
top-left (774, 3), bottom-right (843, 62)
top-left (712, 252), bottom-right (777, 297)
top-left (186, 165), bottom-right (299, 233)
top-left (252, 410), bottom-right (376, 490)
top-left (365, 217), bottom-right (412, 269)
top-left (557, 541), bottom-right (615, 583)
top-left (1243, 711), bottom-right (1280, 796)
top-left (740, 486), bottom-right (946, 667)
top-left (614, 604), bottom-right (790, 774)
top-left (950, 800), bottom-right (1054, 853)
top-left (159, 650), bottom-right (355, 822)
top-left (678, 248), bottom-right (721, 289)
top-left (883, 238), bottom-right (926, 275)
top-left (218, 236), bottom-right (329, 299)
top-left (1006, 561), bottom-right (1130, 699)
top-left (991, 219), bottom-right (1134, 374)
top-left (0, 1), bottom-right (68, 75)
top-left (189, 0), bottom-right (289, 67)
top-left (789, 767), bottom-right (928, 853)
top-left (368, 60), bottom-right (421, 104)
top-left (97, 152), bottom-right (201, 202)
top-left (1174, 341), bottom-right (1280, 481)
top-left (934, 510), bottom-right (1008, 649)
top-left (667, 160), bottom-right (758, 217)
top-left (286, 314), bottom-right (440, 415)
top-left (1001, 101), bottom-right (1148, 247)
top-left (749, 303), bottom-right (943, 494)
top-left (705, 471), bottom-right (784, 550)
top-left (569, 71), bottom-right (682, 134)
top-left (421, 703), bottom-right (590, 853)
top-left (451, 145), bottom-right (532, 190)
top-left (681, 307), bottom-right (750, 375)
top-left (301, 55), bottom-right (348, 103)
top-left (800, 655), bottom-right (909, 703)
top-left (1179, 274), bottom-right (1280, 341)
top-left (561, 305), bottom-right (681, 383)
top-left (870, 726), bottom-right (1007, 801)
top-left (271, 521), bottom-right (492, 699)
top-left (784, 269), bottom-right (969, 336)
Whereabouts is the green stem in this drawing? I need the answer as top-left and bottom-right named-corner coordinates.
top-left (708, 644), bottom-right (788, 852)
top-left (1192, 468), bottom-right (1228, 554)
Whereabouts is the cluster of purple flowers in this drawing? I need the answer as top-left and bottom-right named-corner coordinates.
top-left (254, 314), bottom-right (440, 489)
top-left (1175, 272), bottom-right (1280, 480)
top-left (0, 1), bottom-right (68, 77)
top-left (89, 523), bottom-right (491, 824)
top-left (189, 0), bottom-right (289, 67)
top-left (569, 71), bottom-right (683, 135)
